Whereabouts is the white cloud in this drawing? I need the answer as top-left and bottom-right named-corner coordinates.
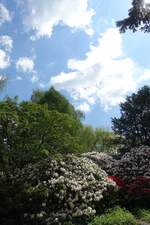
top-left (0, 49), bottom-right (10, 69)
top-left (31, 71), bottom-right (39, 83)
top-left (39, 82), bottom-right (46, 89)
top-left (16, 57), bottom-right (39, 83)
top-left (50, 28), bottom-right (138, 111)
top-left (16, 57), bottom-right (34, 73)
top-left (139, 69), bottom-right (150, 81)
top-left (0, 35), bottom-right (13, 52)
top-left (0, 3), bottom-right (11, 26)
top-left (77, 102), bottom-right (90, 112)
top-left (20, 0), bottom-right (95, 39)
top-left (0, 36), bottom-right (13, 70)
top-left (16, 76), bottom-right (23, 80)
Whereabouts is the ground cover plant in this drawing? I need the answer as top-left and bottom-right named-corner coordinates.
top-left (134, 208), bottom-right (150, 223)
top-left (88, 207), bottom-right (137, 225)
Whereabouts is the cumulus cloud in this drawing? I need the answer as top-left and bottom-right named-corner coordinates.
top-left (77, 102), bottom-right (90, 112)
top-left (0, 3), bottom-right (11, 26)
top-left (139, 69), bottom-right (150, 81)
top-left (16, 57), bottom-right (38, 82)
top-left (50, 28), bottom-right (138, 111)
top-left (20, 0), bottom-right (94, 39)
top-left (0, 36), bottom-right (13, 70)
top-left (0, 49), bottom-right (10, 69)
top-left (0, 35), bottom-right (13, 52)
top-left (16, 57), bottom-right (34, 73)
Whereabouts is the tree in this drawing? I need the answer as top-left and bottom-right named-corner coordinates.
top-left (79, 126), bottom-right (119, 154)
top-left (79, 125), bottom-right (95, 152)
top-left (92, 128), bottom-right (119, 154)
top-left (0, 100), bottom-right (82, 169)
top-left (31, 87), bottom-right (84, 121)
top-left (112, 86), bottom-right (150, 149)
top-left (117, 0), bottom-right (150, 33)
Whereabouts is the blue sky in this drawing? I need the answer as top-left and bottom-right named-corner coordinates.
top-left (0, 0), bottom-right (150, 129)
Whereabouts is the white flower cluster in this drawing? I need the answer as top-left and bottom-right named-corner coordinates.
top-left (18, 155), bottom-right (116, 224)
top-left (112, 146), bottom-right (150, 182)
top-left (82, 152), bottom-right (116, 174)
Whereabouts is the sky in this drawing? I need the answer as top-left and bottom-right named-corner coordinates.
top-left (0, 0), bottom-right (150, 129)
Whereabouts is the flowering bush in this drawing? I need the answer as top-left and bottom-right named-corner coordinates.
top-left (107, 176), bottom-right (126, 189)
top-left (0, 155), bottom-right (116, 225)
top-left (106, 146), bottom-right (150, 204)
top-left (124, 176), bottom-right (150, 204)
top-left (83, 147), bottom-right (150, 205)
top-left (82, 152), bottom-right (116, 174)
top-left (112, 146), bottom-right (150, 182)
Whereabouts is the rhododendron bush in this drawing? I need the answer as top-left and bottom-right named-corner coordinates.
top-left (112, 146), bottom-right (150, 204)
top-left (83, 147), bottom-right (150, 204)
top-left (0, 155), bottom-right (116, 225)
top-left (112, 146), bottom-right (150, 182)
top-left (82, 152), bottom-right (116, 174)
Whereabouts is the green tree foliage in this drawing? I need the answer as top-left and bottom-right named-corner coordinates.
top-left (79, 125), bottom-right (95, 152)
top-left (0, 99), bottom-right (82, 169)
top-left (117, 0), bottom-right (150, 33)
top-left (112, 86), bottom-right (150, 149)
top-left (80, 126), bottom-right (118, 154)
top-left (31, 87), bottom-right (84, 121)
top-left (93, 128), bottom-right (119, 153)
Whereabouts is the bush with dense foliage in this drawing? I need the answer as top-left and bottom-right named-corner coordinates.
top-left (0, 155), bottom-right (116, 225)
top-left (135, 208), bottom-right (150, 223)
top-left (82, 152), bottom-right (117, 174)
top-left (84, 146), bottom-right (150, 205)
top-left (88, 207), bottom-right (137, 225)
top-left (112, 146), bottom-right (150, 182)
top-left (109, 146), bottom-right (150, 205)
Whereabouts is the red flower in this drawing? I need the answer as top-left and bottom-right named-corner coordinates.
top-left (107, 176), bottom-right (126, 189)
top-left (142, 188), bottom-right (150, 193)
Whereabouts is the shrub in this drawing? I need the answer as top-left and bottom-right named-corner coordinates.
top-left (112, 146), bottom-right (150, 183)
top-left (63, 222), bottom-right (75, 225)
top-left (126, 176), bottom-right (150, 197)
top-left (0, 155), bottom-right (116, 225)
top-left (82, 152), bottom-right (116, 174)
top-left (109, 146), bottom-right (150, 205)
top-left (88, 207), bottom-right (137, 225)
top-left (135, 208), bottom-right (150, 223)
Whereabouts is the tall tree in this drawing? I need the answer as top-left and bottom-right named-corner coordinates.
top-left (0, 100), bottom-right (82, 169)
top-left (112, 86), bottom-right (150, 150)
top-left (117, 0), bottom-right (150, 32)
top-left (92, 128), bottom-right (119, 153)
top-left (79, 126), bottom-right (119, 153)
top-left (31, 87), bottom-right (84, 121)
